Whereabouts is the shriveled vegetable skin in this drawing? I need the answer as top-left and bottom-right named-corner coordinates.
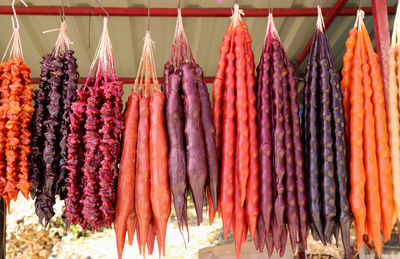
top-left (36, 56), bottom-right (64, 226)
top-left (65, 86), bottom-right (88, 228)
top-left (149, 89), bottom-right (171, 256)
top-left (195, 65), bottom-right (218, 211)
top-left (181, 62), bottom-right (207, 225)
top-left (29, 55), bottom-right (52, 199)
top-left (166, 71), bottom-right (187, 232)
top-left (57, 50), bottom-right (78, 199)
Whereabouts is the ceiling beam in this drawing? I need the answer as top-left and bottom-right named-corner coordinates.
top-left (30, 77), bottom-right (216, 85)
top-left (0, 6), bottom-right (395, 17)
top-left (295, 0), bottom-right (349, 66)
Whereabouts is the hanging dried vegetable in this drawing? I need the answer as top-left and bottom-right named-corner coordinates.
top-left (0, 17), bottom-right (34, 210)
top-left (252, 13), bottom-right (306, 257)
top-left (301, 7), bottom-right (351, 258)
top-left (28, 21), bottom-right (79, 226)
top-left (163, 8), bottom-right (217, 232)
top-left (213, 4), bottom-right (258, 258)
top-left (65, 17), bottom-right (123, 231)
top-left (341, 10), bottom-right (397, 257)
top-left (389, 3), bottom-right (400, 235)
top-left (115, 27), bottom-right (169, 259)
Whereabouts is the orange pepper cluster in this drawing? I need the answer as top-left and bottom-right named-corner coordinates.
top-left (343, 11), bottom-right (394, 258)
top-left (0, 57), bottom-right (34, 209)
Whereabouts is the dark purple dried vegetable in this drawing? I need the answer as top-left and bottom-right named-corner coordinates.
top-left (285, 57), bottom-right (308, 249)
top-left (35, 56), bottom-right (64, 226)
top-left (29, 54), bottom-right (53, 199)
top-left (318, 32), bottom-right (336, 243)
top-left (271, 39), bottom-right (286, 233)
top-left (323, 33), bottom-right (351, 257)
top-left (194, 65), bottom-right (218, 210)
top-left (281, 54), bottom-right (299, 253)
top-left (180, 62), bottom-right (207, 225)
top-left (166, 71), bottom-right (187, 232)
top-left (305, 30), bottom-right (325, 244)
top-left (56, 50), bottom-right (78, 200)
top-left (258, 46), bottom-right (274, 234)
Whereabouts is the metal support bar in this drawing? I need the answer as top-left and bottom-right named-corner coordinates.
top-left (0, 6), bottom-right (395, 17)
top-left (30, 77), bottom-right (216, 84)
top-left (295, 0), bottom-right (349, 66)
top-left (371, 0), bottom-right (391, 96)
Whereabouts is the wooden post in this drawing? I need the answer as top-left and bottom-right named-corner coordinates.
top-left (371, 0), bottom-right (391, 95)
top-left (0, 198), bottom-right (5, 259)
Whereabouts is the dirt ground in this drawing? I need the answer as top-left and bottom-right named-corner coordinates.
top-left (6, 195), bottom-right (347, 259)
top-left (6, 195), bottom-right (223, 259)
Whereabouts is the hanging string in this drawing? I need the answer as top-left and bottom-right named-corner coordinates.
top-left (359, 0), bottom-right (364, 10)
top-left (268, 0), bottom-right (272, 15)
top-left (2, 0), bottom-right (28, 62)
top-left (316, 5), bottom-right (326, 32)
top-left (61, 0), bottom-right (65, 21)
top-left (231, 3), bottom-right (244, 27)
top-left (147, 0), bottom-right (150, 31)
top-left (354, 9), bottom-right (365, 30)
top-left (94, 0), bottom-right (109, 17)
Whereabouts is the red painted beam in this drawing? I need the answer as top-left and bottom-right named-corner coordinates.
top-left (371, 0), bottom-right (391, 96)
top-left (0, 6), bottom-right (395, 17)
top-left (30, 77), bottom-right (216, 84)
top-left (295, 0), bottom-right (349, 66)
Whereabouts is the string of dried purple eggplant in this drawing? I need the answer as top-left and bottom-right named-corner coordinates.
top-left (29, 21), bottom-right (78, 227)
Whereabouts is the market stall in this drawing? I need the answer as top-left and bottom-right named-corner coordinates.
top-left (0, 0), bottom-right (398, 258)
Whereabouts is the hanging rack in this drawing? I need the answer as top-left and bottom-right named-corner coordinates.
top-left (11, 0), bottom-right (27, 31)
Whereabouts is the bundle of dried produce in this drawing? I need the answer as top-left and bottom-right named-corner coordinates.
top-left (213, 4), bottom-right (258, 258)
top-left (252, 13), bottom-right (306, 257)
top-left (65, 17), bottom-right (123, 231)
top-left (302, 7), bottom-right (351, 258)
top-left (28, 20), bottom-right (79, 226)
top-left (114, 24), bottom-right (169, 259)
top-left (163, 7), bottom-right (218, 234)
top-left (0, 16), bottom-right (34, 210)
top-left (342, 10), bottom-right (395, 258)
